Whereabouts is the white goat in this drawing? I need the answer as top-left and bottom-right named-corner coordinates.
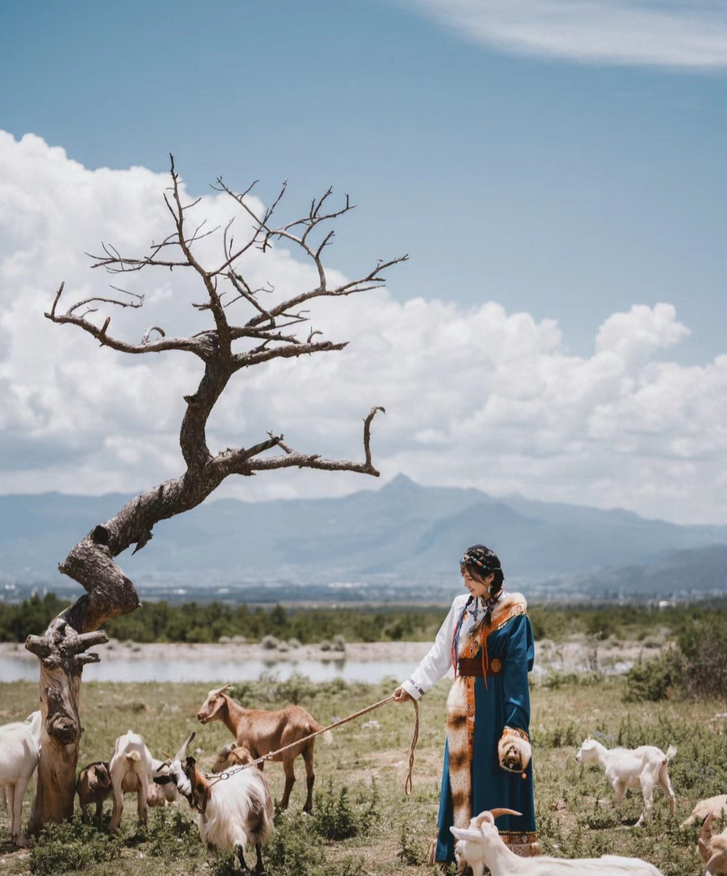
top-left (682, 795), bottom-right (727, 829)
top-left (576, 738), bottom-right (676, 826)
top-left (0, 711), bottom-right (41, 847)
top-left (147, 757), bottom-right (178, 807)
top-left (155, 731), bottom-right (273, 875)
top-left (108, 730), bottom-right (155, 832)
top-left (699, 812), bottom-right (727, 875)
top-left (451, 808), bottom-right (666, 876)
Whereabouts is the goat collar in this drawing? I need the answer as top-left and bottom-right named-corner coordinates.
top-left (189, 786), bottom-right (209, 815)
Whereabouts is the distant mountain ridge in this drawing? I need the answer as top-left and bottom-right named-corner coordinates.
top-left (1, 476), bottom-right (726, 599)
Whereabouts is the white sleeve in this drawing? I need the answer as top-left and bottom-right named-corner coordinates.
top-left (400, 600), bottom-right (460, 700)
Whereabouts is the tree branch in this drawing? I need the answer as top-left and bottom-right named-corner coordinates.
top-left (45, 284), bottom-right (211, 358)
top-left (234, 339), bottom-right (347, 369)
top-left (245, 406), bottom-right (385, 477)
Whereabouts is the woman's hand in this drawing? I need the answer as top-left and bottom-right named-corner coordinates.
top-left (393, 686), bottom-right (413, 703)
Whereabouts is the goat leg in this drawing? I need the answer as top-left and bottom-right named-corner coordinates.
top-left (235, 843), bottom-right (252, 876)
top-left (254, 843), bottom-right (266, 875)
top-left (279, 768), bottom-right (295, 810)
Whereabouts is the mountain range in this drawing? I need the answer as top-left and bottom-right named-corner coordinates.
top-left (1, 476), bottom-right (726, 602)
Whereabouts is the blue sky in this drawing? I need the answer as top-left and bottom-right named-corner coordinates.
top-left (2, 0), bottom-right (725, 358)
top-left (1, 0), bottom-right (727, 523)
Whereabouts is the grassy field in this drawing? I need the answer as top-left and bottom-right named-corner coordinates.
top-left (0, 673), bottom-right (725, 875)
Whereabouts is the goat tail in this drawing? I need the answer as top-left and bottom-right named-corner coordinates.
top-left (125, 751), bottom-right (141, 763)
top-left (310, 721), bottom-right (333, 744)
top-left (665, 745), bottom-right (677, 762)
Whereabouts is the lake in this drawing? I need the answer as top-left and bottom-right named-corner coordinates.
top-left (0, 655), bottom-right (417, 685)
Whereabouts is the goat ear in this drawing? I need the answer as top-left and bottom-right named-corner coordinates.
top-left (174, 731), bottom-right (196, 762)
top-left (186, 756), bottom-right (197, 767)
top-left (213, 684), bottom-right (233, 697)
top-left (450, 827), bottom-right (480, 841)
top-left (153, 775), bottom-right (172, 785)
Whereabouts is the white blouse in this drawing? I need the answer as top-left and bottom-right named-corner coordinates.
top-left (401, 593), bottom-right (498, 700)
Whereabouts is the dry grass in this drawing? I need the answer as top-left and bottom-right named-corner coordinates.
top-left (0, 673), bottom-right (725, 875)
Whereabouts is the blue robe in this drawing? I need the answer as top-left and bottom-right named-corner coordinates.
top-left (435, 610), bottom-right (537, 863)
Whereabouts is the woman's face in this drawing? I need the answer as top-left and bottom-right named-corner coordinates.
top-left (461, 567), bottom-right (495, 599)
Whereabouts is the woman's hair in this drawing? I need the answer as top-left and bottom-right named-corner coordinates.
top-left (461, 544), bottom-right (504, 594)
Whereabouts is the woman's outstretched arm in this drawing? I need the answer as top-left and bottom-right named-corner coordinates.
top-left (394, 597), bottom-right (463, 702)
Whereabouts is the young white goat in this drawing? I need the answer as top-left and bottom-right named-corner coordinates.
top-left (155, 731), bottom-right (273, 875)
top-left (108, 730), bottom-right (155, 833)
top-left (576, 737), bottom-right (676, 826)
top-left (682, 795), bottom-right (727, 829)
top-left (0, 711), bottom-right (41, 846)
top-left (451, 808), bottom-right (666, 876)
top-left (699, 812), bottom-right (727, 875)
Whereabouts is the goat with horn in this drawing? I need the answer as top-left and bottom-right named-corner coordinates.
top-left (154, 731), bottom-right (273, 875)
top-left (451, 809), bottom-right (665, 876)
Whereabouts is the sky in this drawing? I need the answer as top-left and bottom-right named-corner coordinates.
top-left (0, 0), bottom-right (726, 525)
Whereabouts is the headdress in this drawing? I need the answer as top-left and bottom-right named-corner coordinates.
top-left (460, 544), bottom-right (504, 588)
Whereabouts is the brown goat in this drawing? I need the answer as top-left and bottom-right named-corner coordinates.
top-left (76, 761), bottom-right (113, 825)
top-left (212, 743), bottom-right (255, 774)
top-left (700, 813), bottom-right (727, 875)
top-left (197, 684), bottom-right (332, 812)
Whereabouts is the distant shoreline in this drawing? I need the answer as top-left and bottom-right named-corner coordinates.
top-left (0, 635), bottom-right (662, 677)
top-left (0, 638), bottom-right (432, 665)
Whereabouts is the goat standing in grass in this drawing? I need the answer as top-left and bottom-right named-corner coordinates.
top-left (197, 684), bottom-right (331, 812)
top-left (155, 731), bottom-right (273, 875)
top-left (451, 809), bottom-right (666, 875)
top-left (108, 730), bottom-right (155, 833)
top-left (77, 761), bottom-right (113, 825)
top-left (0, 711), bottom-right (41, 847)
top-left (576, 737), bottom-right (676, 826)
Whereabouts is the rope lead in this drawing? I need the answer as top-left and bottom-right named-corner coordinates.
top-left (206, 693), bottom-right (420, 796)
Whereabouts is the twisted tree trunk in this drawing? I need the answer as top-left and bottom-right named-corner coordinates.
top-left (26, 157), bottom-right (405, 832)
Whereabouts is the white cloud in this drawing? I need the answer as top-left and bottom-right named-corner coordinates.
top-left (403, 0), bottom-right (727, 68)
top-left (1, 131), bottom-right (727, 524)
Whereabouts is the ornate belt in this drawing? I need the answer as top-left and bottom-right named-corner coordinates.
top-left (458, 656), bottom-right (503, 677)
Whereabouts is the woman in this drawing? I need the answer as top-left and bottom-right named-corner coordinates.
top-left (393, 544), bottom-right (538, 863)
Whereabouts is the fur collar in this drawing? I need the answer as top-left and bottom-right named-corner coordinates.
top-left (488, 591), bottom-right (527, 628)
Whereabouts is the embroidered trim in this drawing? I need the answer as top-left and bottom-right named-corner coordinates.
top-left (408, 678), bottom-right (425, 696)
top-left (502, 725), bottom-right (529, 743)
top-left (501, 832), bottom-right (539, 843)
top-left (486, 604), bottom-right (526, 640)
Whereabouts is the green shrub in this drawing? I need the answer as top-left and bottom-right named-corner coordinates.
top-left (312, 781), bottom-right (359, 840)
top-left (261, 635), bottom-right (280, 650)
top-left (266, 812), bottom-right (326, 876)
top-left (30, 816), bottom-right (120, 875)
top-left (145, 807), bottom-right (202, 860)
top-left (624, 650), bottom-right (683, 703)
top-left (274, 672), bottom-right (317, 705)
top-left (397, 824), bottom-right (425, 865)
top-left (678, 616), bottom-right (727, 698)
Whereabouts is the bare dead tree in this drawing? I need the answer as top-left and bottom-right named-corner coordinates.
top-left (25, 156), bottom-right (407, 832)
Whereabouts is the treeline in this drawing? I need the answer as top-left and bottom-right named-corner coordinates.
top-left (3, 591), bottom-right (727, 645)
top-left (0, 593), bottom-right (447, 644)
